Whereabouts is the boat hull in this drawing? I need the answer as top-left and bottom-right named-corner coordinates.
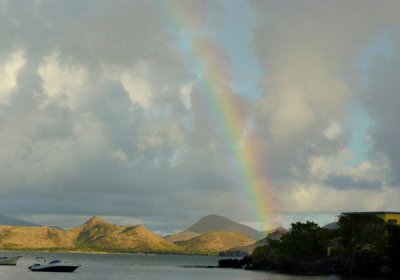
top-left (30, 265), bottom-right (80, 272)
top-left (0, 256), bottom-right (22, 265)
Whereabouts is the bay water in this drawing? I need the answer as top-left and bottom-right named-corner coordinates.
top-left (0, 251), bottom-right (341, 280)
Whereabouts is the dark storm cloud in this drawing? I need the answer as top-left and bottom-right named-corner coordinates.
top-left (1, 0), bottom-right (400, 231)
top-left (0, 1), bottom-right (198, 221)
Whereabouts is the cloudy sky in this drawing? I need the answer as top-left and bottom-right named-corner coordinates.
top-left (1, 0), bottom-right (400, 234)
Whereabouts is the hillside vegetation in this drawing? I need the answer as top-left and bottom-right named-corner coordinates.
top-left (221, 214), bottom-right (400, 278)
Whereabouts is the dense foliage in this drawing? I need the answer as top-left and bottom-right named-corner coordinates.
top-left (220, 215), bottom-right (400, 277)
top-left (248, 221), bottom-right (334, 274)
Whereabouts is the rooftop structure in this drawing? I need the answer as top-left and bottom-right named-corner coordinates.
top-left (342, 212), bottom-right (400, 225)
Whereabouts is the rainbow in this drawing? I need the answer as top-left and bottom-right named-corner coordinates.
top-left (162, 0), bottom-right (277, 230)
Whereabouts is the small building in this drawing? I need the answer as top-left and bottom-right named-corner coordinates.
top-left (342, 211), bottom-right (400, 225)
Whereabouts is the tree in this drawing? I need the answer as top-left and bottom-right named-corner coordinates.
top-left (338, 214), bottom-right (385, 252)
top-left (249, 221), bottom-right (333, 273)
top-left (278, 221), bottom-right (331, 259)
top-left (385, 224), bottom-right (400, 275)
top-left (337, 214), bottom-right (386, 276)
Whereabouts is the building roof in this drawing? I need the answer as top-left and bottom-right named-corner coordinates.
top-left (342, 211), bottom-right (400, 215)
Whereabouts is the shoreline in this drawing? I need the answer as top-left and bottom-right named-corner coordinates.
top-left (0, 248), bottom-right (224, 257)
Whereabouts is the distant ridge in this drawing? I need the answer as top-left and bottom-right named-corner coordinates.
top-left (0, 215), bottom-right (270, 255)
top-left (0, 216), bottom-right (182, 254)
top-left (0, 213), bottom-right (39, 226)
top-left (186, 214), bottom-right (263, 239)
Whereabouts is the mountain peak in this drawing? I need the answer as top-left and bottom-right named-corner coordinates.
top-left (186, 214), bottom-right (262, 239)
top-left (83, 216), bottom-right (110, 227)
top-left (195, 214), bottom-right (236, 225)
top-left (201, 214), bottom-right (228, 220)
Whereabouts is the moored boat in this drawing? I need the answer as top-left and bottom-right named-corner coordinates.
top-left (29, 258), bottom-right (81, 272)
top-left (0, 256), bottom-right (22, 265)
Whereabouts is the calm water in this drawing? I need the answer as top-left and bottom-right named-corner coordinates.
top-left (0, 251), bottom-right (341, 280)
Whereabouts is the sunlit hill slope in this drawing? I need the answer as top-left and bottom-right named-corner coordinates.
top-left (0, 216), bottom-right (182, 253)
top-left (0, 215), bottom-right (264, 255)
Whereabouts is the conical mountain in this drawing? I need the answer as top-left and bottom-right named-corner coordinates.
top-left (186, 214), bottom-right (262, 239)
top-left (74, 216), bottom-right (120, 244)
top-left (72, 216), bottom-right (182, 253)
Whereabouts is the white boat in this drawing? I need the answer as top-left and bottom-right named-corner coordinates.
top-left (0, 256), bottom-right (22, 265)
top-left (29, 258), bottom-right (81, 272)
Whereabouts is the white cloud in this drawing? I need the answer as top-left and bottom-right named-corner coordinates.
top-left (255, 25), bottom-right (352, 140)
top-left (278, 181), bottom-right (396, 214)
top-left (267, 88), bottom-right (315, 139)
top-left (180, 82), bottom-right (193, 110)
top-left (308, 149), bottom-right (353, 180)
top-left (323, 121), bottom-right (342, 140)
top-left (38, 53), bottom-right (87, 108)
top-left (0, 49), bottom-right (25, 105)
top-left (110, 149), bottom-right (128, 163)
top-left (307, 147), bottom-right (387, 190)
top-left (117, 61), bottom-right (153, 109)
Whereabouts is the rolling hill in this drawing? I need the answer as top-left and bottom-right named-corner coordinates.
top-left (165, 214), bottom-right (264, 254)
top-left (0, 216), bottom-right (181, 253)
top-left (175, 230), bottom-right (256, 254)
top-left (0, 225), bottom-right (75, 249)
top-left (165, 230), bottom-right (200, 243)
top-left (0, 215), bottom-right (266, 255)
